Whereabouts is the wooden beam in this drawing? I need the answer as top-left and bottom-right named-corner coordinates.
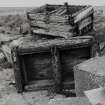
top-left (24, 80), bottom-right (55, 91)
top-left (18, 36), bottom-right (94, 55)
top-left (28, 13), bottom-right (68, 23)
top-left (74, 6), bottom-right (93, 23)
top-left (32, 29), bottom-right (73, 38)
top-left (30, 21), bottom-right (73, 32)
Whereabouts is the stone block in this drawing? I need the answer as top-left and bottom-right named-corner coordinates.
top-left (74, 56), bottom-right (105, 96)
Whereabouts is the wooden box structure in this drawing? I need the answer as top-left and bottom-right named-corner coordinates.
top-left (11, 36), bottom-right (98, 93)
top-left (27, 3), bottom-right (94, 39)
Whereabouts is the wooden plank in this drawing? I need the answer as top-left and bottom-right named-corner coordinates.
top-left (28, 13), bottom-right (68, 23)
top-left (63, 81), bottom-right (75, 89)
top-left (30, 21), bottom-right (73, 32)
top-left (18, 36), bottom-right (94, 54)
top-left (32, 29), bottom-right (73, 38)
top-left (49, 6), bottom-right (66, 15)
top-left (28, 6), bottom-right (93, 24)
top-left (74, 6), bottom-right (93, 23)
top-left (24, 80), bottom-right (55, 91)
top-left (79, 16), bottom-right (92, 30)
top-left (23, 52), bottom-right (52, 81)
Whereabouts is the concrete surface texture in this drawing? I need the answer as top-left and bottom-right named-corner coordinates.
top-left (85, 88), bottom-right (105, 105)
top-left (74, 56), bottom-right (105, 96)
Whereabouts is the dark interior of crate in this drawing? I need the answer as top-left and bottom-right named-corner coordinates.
top-left (21, 46), bottom-right (91, 92)
top-left (30, 4), bottom-right (86, 15)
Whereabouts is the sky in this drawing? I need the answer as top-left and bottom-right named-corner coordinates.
top-left (0, 0), bottom-right (105, 7)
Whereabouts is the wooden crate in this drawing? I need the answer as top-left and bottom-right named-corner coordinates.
top-left (11, 36), bottom-right (98, 93)
top-left (27, 3), bottom-right (94, 39)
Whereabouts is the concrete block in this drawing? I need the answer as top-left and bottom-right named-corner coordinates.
top-left (74, 56), bottom-right (105, 96)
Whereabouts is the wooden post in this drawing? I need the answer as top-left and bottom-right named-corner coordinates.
top-left (21, 57), bottom-right (28, 85)
top-left (11, 47), bottom-right (24, 93)
top-left (51, 46), bottom-right (62, 93)
top-left (26, 12), bottom-right (32, 34)
top-left (44, 4), bottom-right (50, 24)
top-left (64, 2), bottom-right (70, 24)
top-left (64, 2), bottom-right (69, 13)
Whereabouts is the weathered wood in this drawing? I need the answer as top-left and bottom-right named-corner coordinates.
top-left (28, 5), bottom-right (93, 24)
top-left (21, 57), bottom-right (28, 85)
top-left (28, 13), bottom-right (68, 23)
top-left (50, 6), bottom-right (66, 15)
top-left (78, 16), bottom-right (92, 30)
top-left (74, 6), bottom-right (93, 23)
top-left (17, 36), bottom-right (94, 55)
top-left (11, 47), bottom-right (23, 93)
top-left (22, 52), bottom-right (53, 82)
top-left (24, 80), bottom-right (55, 91)
top-left (27, 4), bottom-right (94, 38)
top-left (79, 23), bottom-right (93, 35)
top-left (63, 81), bottom-right (75, 89)
top-left (51, 46), bottom-right (61, 93)
top-left (32, 29), bottom-right (73, 38)
top-left (12, 36), bottom-right (95, 93)
top-left (30, 21), bottom-right (73, 32)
